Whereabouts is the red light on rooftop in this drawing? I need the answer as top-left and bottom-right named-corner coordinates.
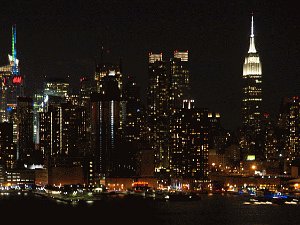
top-left (12, 76), bottom-right (22, 84)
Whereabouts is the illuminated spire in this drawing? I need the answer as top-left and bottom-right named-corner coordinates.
top-left (251, 15), bottom-right (254, 38)
top-left (11, 24), bottom-right (18, 75)
top-left (12, 25), bottom-right (17, 61)
top-left (248, 14), bottom-right (257, 53)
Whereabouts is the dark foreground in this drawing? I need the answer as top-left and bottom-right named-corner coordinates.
top-left (1, 192), bottom-right (300, 225)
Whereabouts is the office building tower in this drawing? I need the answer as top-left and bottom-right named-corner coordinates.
top-left (79, 76), bottom-right (97, 156)
top-left (261, 113), bottom-right (278, 161)
top-left (147, 53), bottom-right (170, 175)
top-left (169, 50), bottom-right (190, 109)
top-left (43, 79), bottom-right (69, 100)
top-left (79, 76), bottom-right (96, 107)
top-left (242, 15), bottom-right (262, 130)
top-left (119, 75), bottom-right (144, 176)
top-left (207, 112), bottom-right (229, 154)
top-left (33, 92), bottom-right (44, 147)
top-left (123, 75), bottom-right (143, 145)
top-left (91, 73), bottom-right (121, 178)
top-left (278, 96), bottom-right (300, 171)
top-left (170, 100), bottom-right (209, 186)
top-left (242, 15), bottom-right (262, 129)
top-left (39, 101), bottom-right (86, 165)
top-left (0, 25), bottom-right (24, 122)
top-left (241, 15), bottom-right (263, 156)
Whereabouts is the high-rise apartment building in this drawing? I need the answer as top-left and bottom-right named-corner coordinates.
top-left (170, 100), bottom-right (209, 186)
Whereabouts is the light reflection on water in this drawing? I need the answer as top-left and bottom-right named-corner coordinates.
top-left (1, 193), bottom-right (300, 225)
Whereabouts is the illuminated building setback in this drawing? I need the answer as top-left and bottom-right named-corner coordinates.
top-left (242, 15), bottom-right (262, 131)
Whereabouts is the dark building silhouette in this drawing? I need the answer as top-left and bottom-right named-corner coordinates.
top-left (91, 73), bottom-right (121, 178)
top-left (0, 122), bottom-right (15, 169)
top-left (17, 97), bottom-right (34, 165)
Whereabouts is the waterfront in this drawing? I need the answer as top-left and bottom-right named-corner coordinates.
top-left (1, 192), bottom-right (300, 224)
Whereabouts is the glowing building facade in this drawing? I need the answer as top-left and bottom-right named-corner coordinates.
top-left (0, 25), bottom-right (24, 123)
top-left (170, 100), bottom-right (209, 184)
top-left (242, 16), bottom-right (262, 132)
top-left (240, 16), bottom-right (263, 159)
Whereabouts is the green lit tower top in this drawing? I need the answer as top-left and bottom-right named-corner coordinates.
top-left (9, 24), bottom-right (19, 75)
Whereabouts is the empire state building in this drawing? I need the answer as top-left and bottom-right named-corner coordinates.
top-left (242, 15), bottom-right (262, 134)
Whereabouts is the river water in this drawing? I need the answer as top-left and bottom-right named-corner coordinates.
top-left (1, 192), bottom-right (300, 224)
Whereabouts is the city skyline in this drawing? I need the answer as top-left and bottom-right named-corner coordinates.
top-left (0, 0), bottom-right (299, 131)
top-left (1, 2), bottom-right (300, 221)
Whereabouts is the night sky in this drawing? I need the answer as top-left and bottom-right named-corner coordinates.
top-left (0, 0), bottom-right (299, 131)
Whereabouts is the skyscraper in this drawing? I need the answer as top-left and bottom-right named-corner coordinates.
top-left (241, 15), bottom-right (263, 157)
top-left (147, 53), bottom-right (170, 175)
top-left (169, 51), bottom-right (190, 109)
top-left (0, 25), bottom-right (24, 122)
top-left (17, 97), bottom-right (34, 165)
top-left (39, 101), bottom-right (86, 164)
top-left (120, 75), bottom-right (144, 176)
top-left (94, 63), bottom-right (122, 94)
top-left (242, 15), bottom-right (262, 130)
top-left (91, 73), bottom-right (121, 178)
top-left (278, 96), bottom-right (300, 172)
top-left (170, 100), bottom-right (209, 187)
